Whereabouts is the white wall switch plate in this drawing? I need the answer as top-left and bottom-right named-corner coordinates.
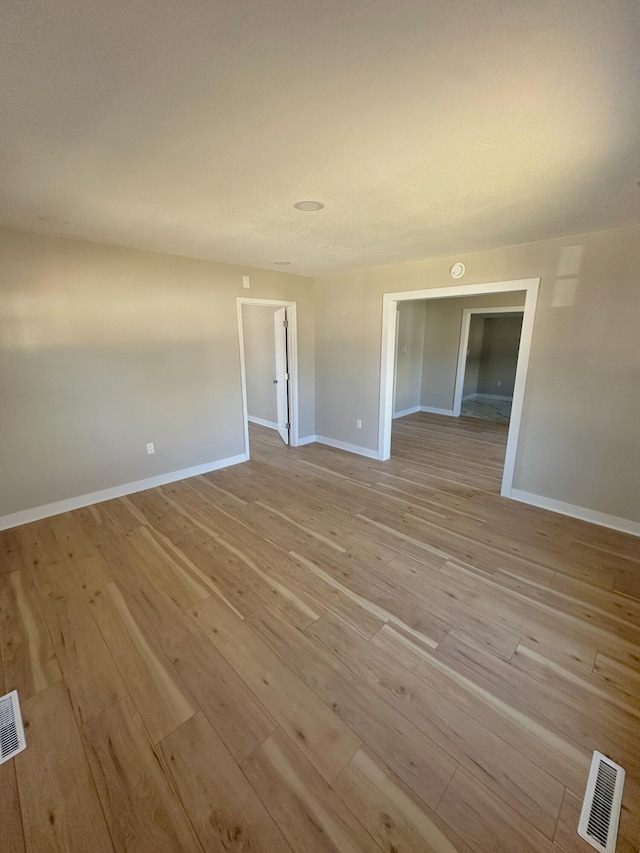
top-left (242, 275), bottom-right (250, 289)
top-left (146, 442), bottom-right (155, 454)
top-left (356, 419), bottom-right (362, 429)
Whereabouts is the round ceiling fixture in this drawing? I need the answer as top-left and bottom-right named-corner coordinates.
top-left (274, 261), bottom-right (291, 265)
top-left (38, 216), bottom-right (69, 225)
top-left (450, 262), bottom-right (466, 279)
top-left (293, 200), bottom-right (324, 211)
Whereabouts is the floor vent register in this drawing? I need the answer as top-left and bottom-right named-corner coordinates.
top-left (578, 751), bottom-right (625, 852)
top-left (0, 690), bottom-right (26, 765)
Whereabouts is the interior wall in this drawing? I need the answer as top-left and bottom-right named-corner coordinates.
top-left (393, 300), bottom-right (426, 416)
top-left (420, 293), bottom-right (525, 411)
top-left (0, 227), bottom-right (314, 518)
top-left (314, 224), bottom-right (640, 523)
top-left (4, 223), bottom-right (639, 526)
top-left (463, 315), bottom-right (485, 398)
top-left (243, 304), bottom-right (278, 425)
top-left (476, 316), bottom-right (523, 398)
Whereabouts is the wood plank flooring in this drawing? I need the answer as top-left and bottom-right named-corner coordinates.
top-left (1, 411), bottom-right (639, 852)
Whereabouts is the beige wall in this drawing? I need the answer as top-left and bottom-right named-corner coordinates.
top-left (315, 225), bottom-right (640, 522)
top-left (0, 228), bottom-right (313, 517)
top-left (3, 223), bottom-right (639, 525)
top-left (420, 293), bottom-right (525, 410)
top-left (476, 316), bottom-right (523, 398)
top-left (242, 304), bottom-right (278, 425)
top-left (393, 301), bottom-right (425, 416)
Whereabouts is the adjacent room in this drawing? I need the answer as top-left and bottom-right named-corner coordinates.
top-left (239, 299), bottom-right (298, 448)
top-left (1, 2), bottom-right (640, 852)
top-left (391, 291), bottom-right (528, 492)
top-left (459, 311), bottom-right (523, 423)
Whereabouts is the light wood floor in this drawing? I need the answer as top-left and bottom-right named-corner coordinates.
top-left (1, 412), bottom-right (640, 852)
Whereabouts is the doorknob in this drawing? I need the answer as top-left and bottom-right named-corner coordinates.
top-left (273, 379), bottom-right (278, 384)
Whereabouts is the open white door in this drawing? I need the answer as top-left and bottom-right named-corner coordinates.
top-left (274, 307), bottom-right (290, 445)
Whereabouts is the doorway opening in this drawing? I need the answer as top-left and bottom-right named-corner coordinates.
top-left (453, 307), bottom-right (524, 425)
top-left (379, 278), bottom-right (539, 497)
top-left (237, 298), bottom-right (299, 457)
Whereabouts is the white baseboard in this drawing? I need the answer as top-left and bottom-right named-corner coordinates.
top-left (419, 406), bottom-right (456, 417)
top-left (393, 406), bottom-right (421, 419)
top-left (296, 435), bottom-right (318, 446)
top-left (0, 453), bottom-right (249, 532)
top-left (510, 489), bottom-right (640, 538)
top-left (248, 416), bottom-right (278, 430)
top-left (463, 393), bottom-right (513, 402)
top-left (314, 435), bottom-right (379, 460)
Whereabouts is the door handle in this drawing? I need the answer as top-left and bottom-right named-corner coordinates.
top-left (273, 379), bottom-right (278, 384)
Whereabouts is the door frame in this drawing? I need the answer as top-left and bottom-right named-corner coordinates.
top-left (452, 306), bottom-right (525, 416)
top-left (236, 297), bottom-right (300, 457)
top-left (378, 278), bottom-right (539, 498)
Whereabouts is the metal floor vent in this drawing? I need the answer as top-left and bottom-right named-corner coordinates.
top-left (0, 691), bottom-right (26, 765)
top-left (578, 751), bottom-right (625, 852)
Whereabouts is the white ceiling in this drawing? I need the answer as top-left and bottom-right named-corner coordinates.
top-left (1, 0), bottom-right (640, 276)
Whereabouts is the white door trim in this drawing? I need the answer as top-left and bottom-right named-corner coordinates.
top-left (378, 278), bottom-right (539, 498)
top-left (452, 306), bottom-right (524, 416)
top-left (237, 298), bottom-right (300, 458)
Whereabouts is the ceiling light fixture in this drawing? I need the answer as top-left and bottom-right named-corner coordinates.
top-left (293, 200), bottom-right (324, 211)
top-left (38, 216), bottom-right (69, 225)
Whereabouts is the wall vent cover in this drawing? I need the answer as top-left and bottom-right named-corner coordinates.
top-left (578, 751), bottom-right (625, 852)
top-left (0, 691), bottom-right (26, 764)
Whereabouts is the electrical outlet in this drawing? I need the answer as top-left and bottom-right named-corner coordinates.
top-left (146, 442), bottom-right (155, 454)
top-left (497, 380), bottom-right (502, 387)
top-left (356, 419), bottom-right (362, 429)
